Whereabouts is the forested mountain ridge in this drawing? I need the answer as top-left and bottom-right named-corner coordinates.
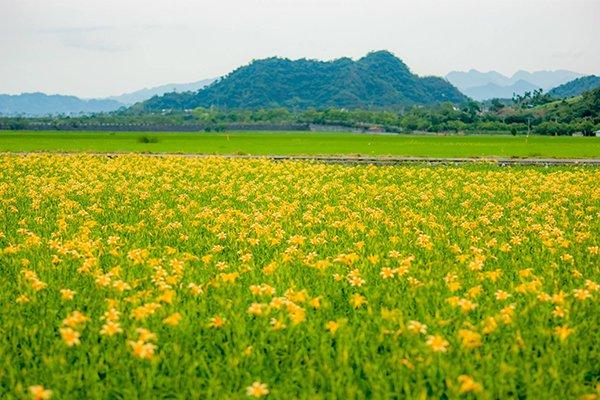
top-left (548, 75), bottom-right (600, 98)
top-left (139, 51), bottom-right (468, 111)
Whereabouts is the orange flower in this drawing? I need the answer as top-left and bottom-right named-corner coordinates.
top-left (129, 340), bottom-right (157, 360)
top-left (100, 321), bottom-right (123, 336)
top-left (59, 327), bottom-right (81, 347)
top-left (457, 375), bottom-right (483, 393)
top-left (246, 381), bottom-right (269, 397)
top-left (208, 315), bottom-right (226, 328)
top-left (29, 385), bottom-right (53, 400)
top-left (426, 335), bottom-right (449, 352)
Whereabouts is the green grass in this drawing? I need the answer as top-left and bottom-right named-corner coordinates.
top-left (1, 130), bottom-right (599, 158)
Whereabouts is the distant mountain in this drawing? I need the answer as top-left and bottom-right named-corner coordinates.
top-left (510, 70), bottom-right (583, 91)
top-left (548, 75), bottom-right (600, 98)
top-left (0, 78), bottom-right (215, 116)
top-left (139, 51), bottom-right (468, 111)
top-left (108, 78), bottom-right (216, 105)
top-left (463, 80), bottom-right (541, 101)
top-left (446, 70), bottom-right (511, 90)
top-left (446, 69), bottom-right (583, 101)
top-left (0, 93), bottom-right (124, 116)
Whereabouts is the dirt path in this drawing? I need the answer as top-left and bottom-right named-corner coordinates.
top-left (3, 152), bottom-right (600, 166)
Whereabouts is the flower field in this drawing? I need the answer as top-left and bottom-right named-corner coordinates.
top-left (0, 154), bottom-right (599, 399)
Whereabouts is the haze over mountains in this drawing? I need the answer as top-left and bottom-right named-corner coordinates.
top-left (107, 78), bottom-right (216, 105)
top-left (0, 93), bottom-right (123, 117)
top-left (446, 69), bottom-right (583, 101)
top-left (0, 79), bottom-right (215, 116)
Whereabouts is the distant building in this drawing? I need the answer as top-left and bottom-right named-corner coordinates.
top-left (595, 130), bottom-right (600, 137)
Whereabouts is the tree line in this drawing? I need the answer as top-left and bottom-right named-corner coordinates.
top-left (1, 88), bottom-right (598, 136)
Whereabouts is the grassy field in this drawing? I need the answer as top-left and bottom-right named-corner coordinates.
top-left (1, 154), bottom-right (598, 399)
top-left (1, 130), bottom-right (600, 158)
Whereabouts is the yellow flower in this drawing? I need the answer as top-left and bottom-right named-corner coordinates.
top-left (208, 315), bottom-right (226, 328)
top-left (247, 303), bottom-right (265, 316)
top-left (288, 307), bottom-right (306, 325)
top-left (466, 285), bottom-right (482, 298)
top-left (309, 297), bottom-right (321, 309)
top-left (350, 293), bottom-right (367, 309)
top-left (552, 306), bottom-right (566, 319)
top-left (62, 311), bottom-right (89, 328)
top-left (380, 267), bottom-right (396, 279)
top-left (458, 329), bottom-right (482, 349)
top-left (482, 317), bottom-right (498, 334)
top-left (128, 340), bottom-right (157, 360)
top-left (60, 289), bottom-right (76, 300)
top-left (367, 254), bottom-right (379, 264)
top-left (102, 308), bottom-right (120, 322)
top-left (136, 328), bottom-right (157, 342)
top-left (163, 312), bottom-right (182, 326)
top-left (16, 294), bottom-right (31, 304)
top-left (270, 318), bottom-right (286, 331)
top-left (157, 290), bottom-right (175, 304)
top-left (188, 283), bottom-right (204, 296)
top-left (457, 375), bottom-right (483, 394)
top-left (348, 275), bottom-right (365, 287)
top-left (30, 279), bottom-right (48, 292)
top-left (573, 289), bottom-right (591, 301)
top-left (457, 299), bottom-right (478, 313)
top-left (59, 327), bottom-right (81, 347)
top-left (495, 290), bottom-right (511, 301)
top-left (325, 320), bottom-right (340, 335)
top-left (246, 381), bottom-right (269, 397)
top-left (554, 325), bottom-right (574, 341)
top-left (221, 272), bottom-right (239, 283)
top-left (29, 385), bottom-right (53, 400)
top-left (426, 335), bottom-right (449, 353)
top-left (518, 268), bottom-right (533, 278)
top-left (407, 320), bottom-right (427, 335)
top-left (100, 321), bottom-right (123, 336)
top-left (243, 346), bottom-right (253, 357)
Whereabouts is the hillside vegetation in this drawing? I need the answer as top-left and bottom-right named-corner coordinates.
top-left (548, 75), bottom-right (600, 98)
top-left (139, 51), bottom-right (468, 111)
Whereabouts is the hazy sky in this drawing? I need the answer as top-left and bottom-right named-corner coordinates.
top-left (1, 0), bottom-right (598, 98)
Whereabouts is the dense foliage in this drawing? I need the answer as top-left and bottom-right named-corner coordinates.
top-left (549, 75), bottom-right (600, 99)
top-left (1, 155), bottom-right (598, 399)
top-left (2, 88), bottom-right (599, 136)
top-left (138, 51), bottom-right (468, 111)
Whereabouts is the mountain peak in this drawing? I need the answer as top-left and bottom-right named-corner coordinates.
top-left (360, 50), bottom-right (397, 60)
top-left (139, 51), bottom-right (467, 111)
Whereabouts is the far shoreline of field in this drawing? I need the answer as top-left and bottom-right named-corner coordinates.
top-left (1, 130), bottom-right (599, 159)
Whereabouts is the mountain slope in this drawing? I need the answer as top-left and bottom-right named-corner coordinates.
top-left (463, 80), bottom-right (540, 101)
top-left (548, 75), bottom-right (600, 98)
top-left (0, 93), bottom-right (123, 116)
top-left (108, 78), bottom-right (215, 105)
top-left (140, 51), bottom-right (468, 111)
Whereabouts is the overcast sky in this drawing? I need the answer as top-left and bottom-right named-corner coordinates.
top-left (1, 0), bottom-right (598, 98)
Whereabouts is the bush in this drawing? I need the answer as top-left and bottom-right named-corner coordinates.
top-left (138, 135), bottom-right (159, 143)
